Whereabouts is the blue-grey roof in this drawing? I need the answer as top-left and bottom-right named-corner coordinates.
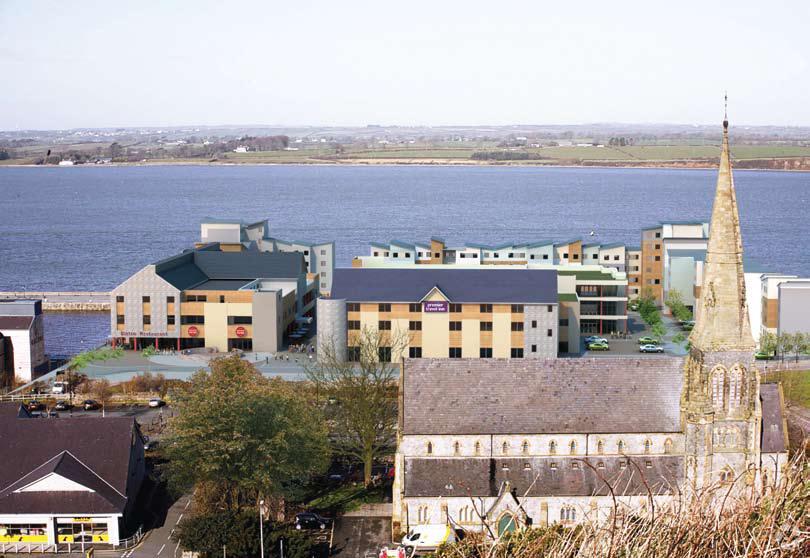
top-left (525, 241), bottom-right (554, 249)
top-left (599, 242), bottom-right (626, 249)
top-left (330, 268), bottom-right (557, 303)
top-left (154, 248), bottom-right (305, 290)
top-left (369, 242), bottom-right (388, 249)
top-left (389, 240), bottom-right (416, 250)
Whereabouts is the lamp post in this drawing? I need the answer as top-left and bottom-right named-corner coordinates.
top-left (259, 499), bottom-right (266, 558)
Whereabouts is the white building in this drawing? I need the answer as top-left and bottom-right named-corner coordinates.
top-left (0, 300), bottom-right (47, 383)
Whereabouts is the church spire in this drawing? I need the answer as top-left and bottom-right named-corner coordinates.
top-left (689, 106), bottom-right (755, 351)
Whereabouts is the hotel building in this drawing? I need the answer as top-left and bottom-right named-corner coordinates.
top-left (110, 245), bottom-right (317, 353)
top-left (318, 268), bottom-right (559, 361)
top-left (0, 300), bottom-right (47, 383)
top-left (760, 274), bottom-right (810, 338)
top-left (199, 218), bottom-right (335, 294)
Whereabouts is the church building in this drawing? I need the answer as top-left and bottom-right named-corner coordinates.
top-left (391, 116), bottom-right (790, 537)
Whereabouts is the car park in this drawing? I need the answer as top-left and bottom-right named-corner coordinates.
top-left (295, 512), bottom-right (332, 530)
top-left (587, 341), bottom-right (610, 351)
top-left (640, 344), bottom-right (664, 353)
top-left (638, 336), bottom-right (660, 345)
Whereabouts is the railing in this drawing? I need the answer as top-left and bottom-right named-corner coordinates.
top-left (0, 542), bottom-right (58, 553)
top-left (116, 525), bottom-right (144, 549)
top-left (0, 527), bottom-right (144, 554)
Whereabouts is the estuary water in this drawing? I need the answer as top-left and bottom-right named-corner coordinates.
top-left (1, 165), bottom-right (808, 355)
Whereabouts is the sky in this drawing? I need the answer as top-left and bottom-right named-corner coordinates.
top-left (1, 0), bottom-right (809, 129)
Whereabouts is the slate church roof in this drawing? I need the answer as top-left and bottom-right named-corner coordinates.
top-left (402, 357), bottom-right (686, 435)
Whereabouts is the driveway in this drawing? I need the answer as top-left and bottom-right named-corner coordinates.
top-left (331, 511), bottom-right (391, 558)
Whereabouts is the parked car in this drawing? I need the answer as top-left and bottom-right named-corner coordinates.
top-left (638, 336), bottom-right (660, 345)
top-left (587, 341), bottom-right (610, 351)
top-left (52, 381), bottom-right (68, 394)
top-left (401, 524), bottom-right (457, 555)
top-left (54, 400), bottom-right (73, 411)
top-left (295, 512), bottom-right (332, 530)
top-left (755, 351), bottom-right (775, 360)
top-left (26, 400), bottom-right (45, 411)
top-left (83, 399), bottom-right (100, 411)
top-left (640, 344), bottom-right (664, 353)
top-left (148, 398), bottom-right (166, 408)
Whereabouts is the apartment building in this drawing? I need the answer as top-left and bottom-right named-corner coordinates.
top-left (760, 274), bottom-right (810, 338)
top-left (199, 218), bottom-right (335, 294)
top-left (318, 268), bottom-right (559, 361)
top-left (639, 222), bottom-right (709, 307)
top-left (110, 245), bottom-right (317, 353)
top-left (0, 300), bottom-right (47, 383)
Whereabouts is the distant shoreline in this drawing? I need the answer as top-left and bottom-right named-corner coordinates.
top-left (2, 159), bottom-right (810, 172)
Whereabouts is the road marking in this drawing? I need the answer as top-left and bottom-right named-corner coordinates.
top-left (174, 538), bottom-right (182, 557)
top-left (169, 527), bottom-right (175, 538)
top-left (184, 499), bottom-right (191, 510)
top-left (176, 513), bottom-right (184, 525)
top-left (157, 543), bottom-right (166, 555)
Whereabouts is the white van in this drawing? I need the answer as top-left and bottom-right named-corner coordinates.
top-left (401, 524), bottom-right (456, 554)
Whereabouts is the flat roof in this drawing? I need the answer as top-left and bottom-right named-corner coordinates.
top-left (331, 268), bottom-right (557, 303)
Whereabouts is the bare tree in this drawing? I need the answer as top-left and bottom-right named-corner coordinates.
top-left (305, 326), bottom-right (408, 486)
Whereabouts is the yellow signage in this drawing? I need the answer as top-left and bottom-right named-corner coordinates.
top-left (72, 517), bottom-right (92, 522)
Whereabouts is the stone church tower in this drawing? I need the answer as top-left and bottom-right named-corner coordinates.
top-left (681, 113), bottom-right (760, 490)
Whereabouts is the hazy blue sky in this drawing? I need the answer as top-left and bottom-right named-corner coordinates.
top-left (1, 0), bottom-right (808, 129)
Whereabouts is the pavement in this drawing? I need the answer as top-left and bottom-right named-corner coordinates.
top-left (331, 515), bottom-right (392, 558)
top-left (126, 493), bottom-right (192, 558)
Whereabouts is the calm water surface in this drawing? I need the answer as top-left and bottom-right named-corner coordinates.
top-left (1, 165), bottom-right (808, 355)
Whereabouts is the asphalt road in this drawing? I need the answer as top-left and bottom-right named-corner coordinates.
top-left (331, 515), bottom-right (391, 558)
top-left (125, 493), bottom-right (192, 558)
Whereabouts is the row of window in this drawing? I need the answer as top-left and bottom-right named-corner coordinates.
top-left (425, 438), bottom-right (674, 456)
top-left (415, 505), bottom-right (577, 526)
top-left (347, 346), bottom-right (533, 361)
top-left (348, 303), bottom-right (549, 313)
top-left (349, 320), bottom-right (552, 337)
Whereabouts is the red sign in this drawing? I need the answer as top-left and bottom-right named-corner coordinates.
top-left (235, 326), bottom-right (247, 338)
top-left (187, 326), bottom-right (199, 337)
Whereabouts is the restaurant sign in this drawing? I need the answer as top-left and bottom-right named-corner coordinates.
top-left (423, 301), bottom-right (449, 313)
top-left (235, 326), bottom-right (247, 337)
top-left (188, 326), bottom-right (199, 337)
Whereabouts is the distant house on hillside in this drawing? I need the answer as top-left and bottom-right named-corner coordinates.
top-left (233, 146), bottom-right (249, 153)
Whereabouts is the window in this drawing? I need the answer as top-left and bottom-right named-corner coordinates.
top-left (614, 255), bottom-right (620, 261)
top-left (426, 442), bottom-right (433, 455)
top-left (449, 347), bottom-right (462, 358)
top-left (348, 320), bottom-right (360, 330)
top-left (530, 255), bottom-right (535, 260)
top-left (181, 315), bottom-right (204, 324)
top-left (711, 365), bottom-right (726, 410)
top-left (502, 441), bottom-right (509, 455)
top-left (167, 296), bottom-right (175, 304)
top-left (142, 296), bottom-right (150, 303)
top-left (569, 440), bottom-right (577, 455)
top-left (572, 462), bottom-right (580, 469)
top-left (449, 321), bottom-right (462, 331)
top-left (728, 365), bottom-right (743, 410)
top-left (474, 441), bottom-right (481, 455)
top-left (619, 460), bottom-right (627, 469)
top-left (654, 255), bottom-right (661, 261)
top-left (511, 348), bottom-right (524, 358)
top-left (655, 232), bottom-right (661, 238)
top-left (116, 295), bottom-right (124, 302)
top-left (449, 303), bottom-right (462, 313)
top-left (347, 346), bottom-right (360, 361)
top-left (480, 304), bottom-right (492, 313)
top-left (454, 441), bottom-right (460, 455)
top-left (320, 249), bottom-right (326, 255)
top-left (405, 253), bottom-right (410, 258)
top-left (434, 252), bottom-right (440, 258)
top-left (378, 347), bottom-right (391, 362)
top-left (417, 505), bottom-right (430, 524)
top-left (373, 251), bottom-right (379, 257)
top-left (560, 506), bottom-right (576, 522)
top-left (531, 320), bottom-right (537, 328)
top-left (480, 321), bottom-right (493, 331)
top-left (378, 320), bottom-right (391, 330)
top-left (393, 252), bottom-right (399, 258)
top-left (459, 253), bottom-right (466, 259)
top-left (167, 314), bottom-right (175, 325)
top-left (603, 255), bottom-right (610, 260)
top-left (644, 439), bottom-right (652, 454)
top-left (409, 347), bottom-right (422, 358)
top-left (521, 440), bottom-right (529, 454)
top-left (409, 303), bottom-right (421, 312)
top-left (550, 462), bottom-right (557, 470)
top-left (143, 315), bottom-right (151, 325)
top-left (617, 440), bottom-right (625, 453)
top-left (654, 243), bottom-right (661, 249)
top-left (511, 322), bottom-right (524, 331)
top-left (480, 347), bottom-right (493, 358)
top-left (116, 315), bottom-right (125, 324)
top-left (531, 344), bottom-right (537, 353)
top-left (572, 254), bottom-right (579, 260)
top-left (494, 253), bottom-right (499, 258)
top-left (597, 461), bottom-right (605, 469)
top-left (508, 252), bottom-right (514, 258)
top-left (227, 316), bottom-right (252, 325)
top-left (304, 250), bottom-right (310, 256)
top-left (511, 304), bottom-right (524, 313)
top-left (597, 440), bottom-right (604, 454)
top-left (542, 254), bottom-right (549, 260)
top-left (547, 329), bottom-right (553, 337)
top-left (185, 295), bottom-right (207, 302)
top-left (547, 305), bottom-right (553, 312)
top-left (559, 318), bottom-right (569, 326)
top-left (378, 303), bottom-right (391, 312)
top-left (563, 253), bottom-right (568, 259)
top-left (347, 303), bottom-right (360, 312)
top-left (549, 440), bottom-right (557, 455)
top-left (219, 295), bottom-right (225, 303)
top-left (409, 321), bottom-right (422, 331)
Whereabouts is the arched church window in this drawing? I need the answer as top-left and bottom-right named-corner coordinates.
top-left (617, 440), bottom-right (625, 454)
top-left (521, 440), bottom-right (530, 454)
top-left (664, 438), bottom-right (673, 454)
top-left (453, 441), bottom-right (460, 455)
top-left (426, 441), bottom-right (433, 455)
top-left (549, 440), bottom-right (557, 455)
top-left (569, 440), bottom-right (577, 455)
top-left (711, 365), bottom-right (726, 411)
top-left (728, 365), bottom-right (744, 410)
top-left (502, 441), bottom-right (509, 455)
top-left (597, 439), bottom-right (604, 454)
top-left (474, 441), bottom-right (481, 455)
top-left (644, 439), bottom-right (652, 454)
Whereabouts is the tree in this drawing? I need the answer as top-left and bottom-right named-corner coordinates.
top-left (305, 326), bottom-right (407, 487)
top-left (760, 331), bottom-right (778, 356)
top-left (91, 378), bottom-right (113, 417)
top-left (162, 355), bottom-right (329, 512)
top-left (665, 289), bottom-right (693, 323)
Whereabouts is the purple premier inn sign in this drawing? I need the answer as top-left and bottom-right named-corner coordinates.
top-left (423, 301), bottom-right (449, 313)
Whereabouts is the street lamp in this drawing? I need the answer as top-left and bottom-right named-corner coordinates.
top-left (259, 499), bottom-right (266, 558)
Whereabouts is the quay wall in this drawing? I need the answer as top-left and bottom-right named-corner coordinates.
top-left (0, 292), bottom-right (110, 312)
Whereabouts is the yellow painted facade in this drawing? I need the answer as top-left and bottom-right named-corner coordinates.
top-left (202, 302), bottom-right (252, 352)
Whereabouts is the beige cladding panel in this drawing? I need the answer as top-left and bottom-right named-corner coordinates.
top-left (203, 302), bottom-right (229, 352)
top-left (422, 311), bottom-right (450, 357)
top-left (360, 309), bottom-right (379, 333)
top-left (461, 319), bottom-right (480, 357)
top-left (392, 318), bottom-right (410, 361)
top-left (492, 311), bottom-right (510, 358)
